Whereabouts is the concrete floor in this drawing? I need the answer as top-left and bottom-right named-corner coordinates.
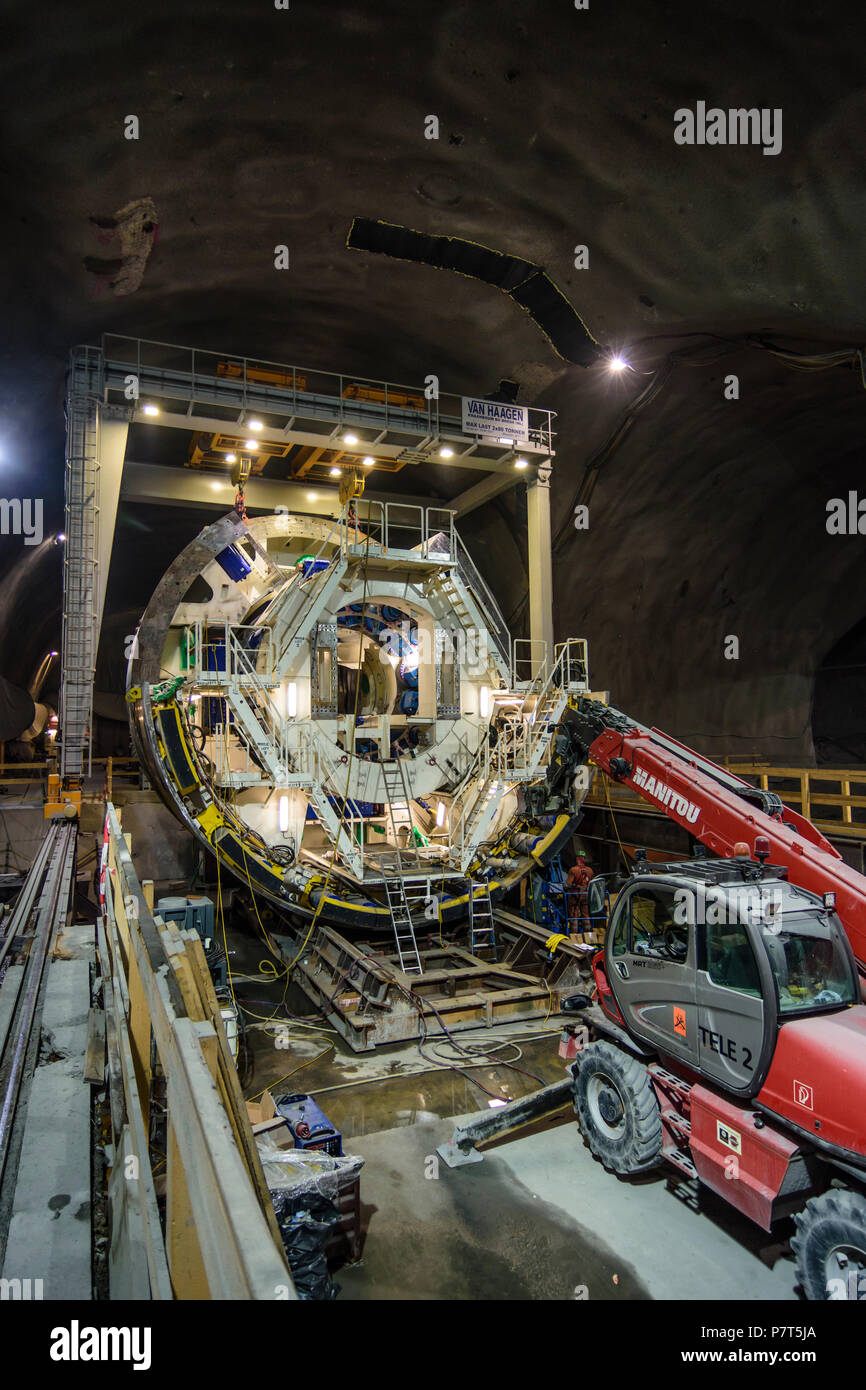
top-left (337, 1112), bottom-right (799, 1302)
top-left (227, 912), bottom-right (801, 1301)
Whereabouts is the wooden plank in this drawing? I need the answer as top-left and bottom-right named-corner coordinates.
top-left (103, 803), bottom-right (294, 1298)
top-left (84, 1007), bottom-right (106, 1084)
top-left (181, 930), bottom-right (285, 1249)
top-left (166, 1088), bottom-right (211, 1299)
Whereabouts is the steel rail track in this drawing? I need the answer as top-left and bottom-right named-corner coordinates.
top-left (0, 821), bottom-right (77, 1189)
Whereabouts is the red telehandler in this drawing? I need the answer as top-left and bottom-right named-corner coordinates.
top-left (555, 698), bottom-right (866, 1299)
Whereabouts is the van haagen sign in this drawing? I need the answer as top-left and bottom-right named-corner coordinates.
top-left (461, 397), bottom-right (529, 441)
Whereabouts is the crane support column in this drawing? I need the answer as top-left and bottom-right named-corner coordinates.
top-left (55, 347), bottom-right (127, 815)
top-left (527, 472), bottom-right (554, 678)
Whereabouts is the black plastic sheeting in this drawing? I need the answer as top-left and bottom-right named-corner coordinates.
top-left (271, 1191), bottom-right (341, 1301)
top-left (347, 218), bottom-right (602, 366)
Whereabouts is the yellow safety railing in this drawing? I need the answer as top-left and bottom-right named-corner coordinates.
top-left (584, 762), bottom-right (866, 843)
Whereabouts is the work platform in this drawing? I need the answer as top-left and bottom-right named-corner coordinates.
top-left (98, 334), bottom-right (556, 467)
top-left (281, 908), bottom-right (591, 1052)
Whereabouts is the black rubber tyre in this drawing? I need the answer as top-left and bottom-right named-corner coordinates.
top-left (573, 1041), bottom-right (663, 1175)
top-left (792, 1189), bottom-right (866, 1300)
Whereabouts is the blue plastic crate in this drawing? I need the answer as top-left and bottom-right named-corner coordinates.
top-left (273, 1093), bottom-right (343, 1156)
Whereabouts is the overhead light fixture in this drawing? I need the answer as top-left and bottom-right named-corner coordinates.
top-left (436, 800), bottom-right (446, 828)
top-left (329, 467), bottom-right (341, 477)
top-left (514, 457), bottom-right (528, 469)
top-left (307, 491), bottom-right (318, 501)
top-left (143, 404), bottom-right (159, 416)
top-left (439, 446), bottom-right (454, 459)
top-left (225, 452), bottom-right (236, 463)
top-left (343, 432), bottom-right (358, 445)
top-left (248, 418), bottom-right (263, 431)
top-left (279, 795), bottom-right (289, 834)
top-left (244, 438), bottom-right (257, 450)
top-left (286, 683), bottom-right (298, 718)
top-left (362, 456), bottom-right (375, 466)
top-left (480, 685), bottom-right (490, 718)
top-left (498, 437), bottom-right (514, 446)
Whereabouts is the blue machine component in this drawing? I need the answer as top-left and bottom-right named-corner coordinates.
top-left (301, 558), bottom-right (330, 579)
top-left (185, 894), bottom-right (216, 940)
top-left (398, 689), bottom-right (419, 714)
top-left (528, 855), bottom-right (568, 931)
top-left (156, 894), bottom-right (216, 941)
top-left (156, 895), bottom-right (187, 925)
top-left (216, 544), bottom-right (253, 583)
top-left (306, 797), bottom-right (379, 820)
top-left (273, 1093), bottom-right (343, 1156)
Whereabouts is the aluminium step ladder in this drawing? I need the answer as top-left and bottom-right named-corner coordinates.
top-left (383, 875), bottom-right (424, 975)
top-left (468, 880), bottom-right (497, 960)
top-left (381, 759), bottom-right (421, 870)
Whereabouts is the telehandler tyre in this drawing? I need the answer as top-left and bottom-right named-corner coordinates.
top-left (573, 1041), bottom-right (663, 1175)
top-left (792, 1189), bottom-right (866, 1300)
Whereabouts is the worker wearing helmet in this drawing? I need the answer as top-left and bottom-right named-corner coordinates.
top-left (566, 851), bottom-right (594, 931)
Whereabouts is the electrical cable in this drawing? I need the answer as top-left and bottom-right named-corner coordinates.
top-left (601, 767), bottom-right (630, 873)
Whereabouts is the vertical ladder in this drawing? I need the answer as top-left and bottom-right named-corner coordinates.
top-left (60, 349), bottom-right (103, 780)
top-left (468, 880), bottom-right (497, 959)
top-left (381, 759), bottom-right (419, 870)
top-left (383, 876), bottom-right (423, 975)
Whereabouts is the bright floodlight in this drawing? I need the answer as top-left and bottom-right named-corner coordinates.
top-left (343, 432), bottom-right (358, 445)
top-left (439, 446), bottom-right (454, 459)
top-left (143, 404), bottom-right (159, 416)
top-left (514, 457), bottom-right (528, 470)
top-left (248, 418), bottom-right (263, 431)
top-left (244, 438), bottom-right (257, 449)
top-left (362, 456), bottom-right (375, 466)
top-left (608, 355), bottom-right (628, 372)
top-left (329, 467), bottom-right (341, 476)
top-left (225, 452), bottom-right (236, 463)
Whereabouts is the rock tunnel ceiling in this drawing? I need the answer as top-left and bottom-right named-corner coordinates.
top-left (0, 0), bottom-right (864, 763)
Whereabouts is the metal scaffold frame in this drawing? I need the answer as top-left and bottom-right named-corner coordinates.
top-left (60, 347), bottom-right (103, 780)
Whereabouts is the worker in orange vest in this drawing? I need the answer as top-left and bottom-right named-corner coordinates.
top-left (566, 852), bottom-right (594, 931)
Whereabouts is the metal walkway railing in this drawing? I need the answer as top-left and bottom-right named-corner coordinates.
top-left (98, 334), bottom-right (556, 459)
